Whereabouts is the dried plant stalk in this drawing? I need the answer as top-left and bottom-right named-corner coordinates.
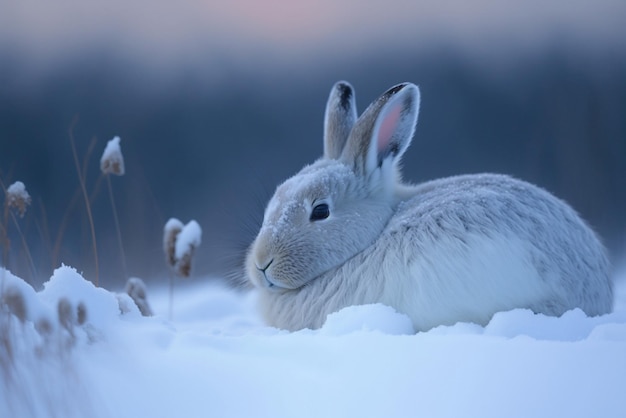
top-left (2, 180), bottom-right (37, 282)
top-left (101, 135), bottom-right (128, 279)
top-left (69, 118), bottom-right (99, 286)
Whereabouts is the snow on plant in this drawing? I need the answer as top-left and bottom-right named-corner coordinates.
top-left (163, 218), bottom-right (184, 270)
top-left (2, 181), bottom-right (36, 281)
top-left (1, 267), bottom-right (94, 348)
top-left (124, 277), bottom-right (152, 317)
top-left (174, 221), bottom-right (202, 278)
top-left (100, 136), bottom-right (125, 176)
top-left (163, 218), bottom-right (201, 320)
top-left (163, 218), bottom-right (202, 278)
top-left (6, 181), bottom-right (31, 218)
top-left (0, 266), bottom-right (141, 417)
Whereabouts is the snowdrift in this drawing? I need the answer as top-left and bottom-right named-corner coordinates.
top-left (2, 266), bottom-right (626, 418)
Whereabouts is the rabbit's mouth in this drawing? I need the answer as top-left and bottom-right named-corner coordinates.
top-left (257, 259), bottom-right (289, 291)
top-left (262, 274), bottom-right (293, 292)
top-left (263, 273), bottom-right (277, 288)
top-left (262, 269), bottom-right (305, 292)
top-left (252, 257), bottom-right (315, 292)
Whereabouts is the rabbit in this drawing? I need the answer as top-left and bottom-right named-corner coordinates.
top-left (246, 81), bottom-right (613, 332)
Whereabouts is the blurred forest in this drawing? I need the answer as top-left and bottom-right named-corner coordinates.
top-left (1, 36), bottom-right (625, 288)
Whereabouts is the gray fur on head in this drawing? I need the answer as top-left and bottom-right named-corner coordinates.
top-left (246, 81), bottom-right (613, 332)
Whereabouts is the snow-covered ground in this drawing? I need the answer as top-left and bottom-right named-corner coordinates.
top-left (2, 266), bottom-right (626, 418)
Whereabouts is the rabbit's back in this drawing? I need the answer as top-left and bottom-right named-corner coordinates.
top-left (381, 173), bottom-right (612, 329)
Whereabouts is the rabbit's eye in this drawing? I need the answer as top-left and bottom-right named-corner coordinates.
top-left (310, 203), bottom-right (330, 221)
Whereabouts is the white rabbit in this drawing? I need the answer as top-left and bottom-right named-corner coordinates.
top-left (246, 81), bottom-right (613, 332)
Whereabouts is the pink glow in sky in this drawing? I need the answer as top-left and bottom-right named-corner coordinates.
top-left (1, 0), bottom-right (625, 73)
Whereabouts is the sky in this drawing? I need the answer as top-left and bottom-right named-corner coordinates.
top-left (2, 0), bottom-right (625, 79)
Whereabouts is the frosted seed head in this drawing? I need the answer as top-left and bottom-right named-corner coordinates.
top-left (173, 220), bottom-right (202, 278)
top-left (100, 136), bottom-right (125, 176)
top-left (6, 181), bottom-right (31, 217)
top-left (163, 219), bottom-right (202, 277)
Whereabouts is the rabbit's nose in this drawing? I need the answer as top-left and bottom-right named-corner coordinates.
top-left (256, 259), bottom-right (276, 288)
top-left (256, 258), bottom-right (274, 273)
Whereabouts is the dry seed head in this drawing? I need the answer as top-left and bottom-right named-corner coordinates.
top-left (125, 277), bottom-right (153, 316)
top-left (77, 302), bottom-right (88, 325)
top-left (176, 252), bottom-right (194, 278)
top-left (2, 285), bottom-right (27, 322)
top-left (36, 317), bottom-right (53, 336)
top-left (163, 218), bottom-right (183, 268)
top-left (100, 136), bottom-right (125, 176)
top-left (6, 181), bottom-right (31, 217)
top-left (57, 297), bottom-right (74, 332)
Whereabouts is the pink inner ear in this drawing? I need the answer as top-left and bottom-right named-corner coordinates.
top-left (377, 103), bottom-right (402, 153)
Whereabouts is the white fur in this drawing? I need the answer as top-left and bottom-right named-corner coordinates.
top-left (246, 82), bottom-right (613, 332)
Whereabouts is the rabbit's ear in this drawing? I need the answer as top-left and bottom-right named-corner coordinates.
top-left (324, 81), bottom-right (357, 159)
top-left (341, 83), bottom-right (419, 176)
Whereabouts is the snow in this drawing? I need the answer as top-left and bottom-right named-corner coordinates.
top-left (2, 266), bottom-right (626, 418)
top-left (164, 218), bottom-right (184, 236)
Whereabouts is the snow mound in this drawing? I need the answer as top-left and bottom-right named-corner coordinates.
top-left (2, 267), bottom-right (626, 418)
top-left (320, 303), bottom-right (414, 335)
top-left (41, 265), bottom-right (133, 328)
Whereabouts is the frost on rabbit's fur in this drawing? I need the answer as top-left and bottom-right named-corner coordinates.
top-left (246, 81), bottom-right (613, 332)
